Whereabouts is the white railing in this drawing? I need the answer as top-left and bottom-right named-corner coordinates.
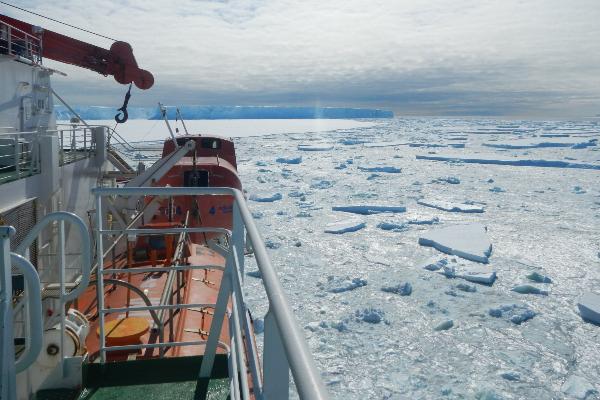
top-left (0, 226), bottom-right (43, 400)
top-left (93, 186), bottom-right (329, 400)
top-left (0, 20), bottom-right (42, 64)
top-left (55, 124), bottom-right (97, 165)
top-left (0, 131), bottom-right (40, 183)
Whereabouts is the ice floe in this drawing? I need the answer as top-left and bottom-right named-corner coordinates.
top-left (354, 308), bottom-right (388, 324)
top-left (511, 284), bottom-right (548, 295)
top-left (561, 375), bottom-right (598, 399)
top-left (483, 137), bottom-right (597, 149)
top-left (297, 143), bottom-right (334, 151)
top-left (526, 272), bottom-right (552, 283)
top-left (357, 165), bottom-right (402, 173)
top-left (577, 292), bottom-right (600, 325)
top-left (332, 205), bottom-right (407, 215)
top-left (276, 156), bottom-right (302, 164)
top-left (417, 199), bottom-right (484, 213)
top-left (407, 216), bottom-right (440, 225)
top-left (488, 304), bottom-right (537, 325)
top-left (417, 154), bottom-right (600, 170)
top-left (418, 223), bottom-right (492, 263)
top-left (488, 304), bottom-right (536, 324)
top-left (434, 319), bottom-right (454, 331)
top-left (381, 282), bottom-right (412, 296)
top-left (377, 222), bottom-right (409, 232)
top-left (324, 218), bottom-right (366, 234)
top-left (249, 192), bottom-right (283, 202)
top-left (421, 256), bottom-right (497, 284)
top-left (317, 276), bottom-right (368, 293)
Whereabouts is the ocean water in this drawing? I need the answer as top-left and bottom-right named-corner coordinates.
top-left (113, 118), bottom-right (600, 399)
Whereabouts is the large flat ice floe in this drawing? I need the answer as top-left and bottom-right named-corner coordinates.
top-left (297, 143), bottom-right (334, 151)
top-left (324, 218), bottom-right (366, 234)
top-left (417, 198), bottom-right (484, 213)
top-left (332, 205), bottom-right (407, 215)
top-left (577, 292), bottom-right (600, 325)
top-left (417, 154), bottom-right (600, 170)
top-left (419, 223), bottom-right (492, 263)
top-left (483, 137), bottom-right (597, 149)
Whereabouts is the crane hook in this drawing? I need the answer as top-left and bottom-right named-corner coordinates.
top-left (114, 83), bottom-right (132, 124)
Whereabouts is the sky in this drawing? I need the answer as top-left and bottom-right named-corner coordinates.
top-left (3, 0), bottom-right (600, 117)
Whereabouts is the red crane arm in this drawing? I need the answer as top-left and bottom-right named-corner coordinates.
top-left (0, 14), bottom-right (154, 90)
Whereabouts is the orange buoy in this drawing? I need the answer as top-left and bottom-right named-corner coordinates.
top-left (97, 317), bottom-right (150, 346)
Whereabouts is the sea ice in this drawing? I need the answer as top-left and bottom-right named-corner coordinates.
top-left (276, 156), bottom-right (302, 164)
top-left (416, 154), bottom-right (600, 170)
top-left (488, 304), bottom-right (536, 324)
top-left (332, 205), bottom-right (407, 215)
top-left (499, 371), bottom-right (521, 382)
top-left (324, 219), bottom-right (366, 234)
top-left (249, 193), bottom-right (283, 202)
top-left (526, 272), bottom-right (552, 283)
top-left (363, 140), bottom-right (407, 148)
top-left (561, 375), bottom-right (597, 399)
top-left (381, 282), bottom-right (412, 296)
top-left (456, 283), bottom-right (477, 292)
top-left (358, 166), bottom-right (402, 173)
top-left (377, 222), bottom-right (409, 232)
top-left (434, 176), bottom-right (460, 184)
top-left (511, 284), bottom-right (548, 295)
top-left (483, 137), bottom-right (597, 149)
top-left (434, 319), bottom-right (454, 331)
top-left (577, 292), bottom-right (600, 325)
top-left (310, 179), bottom-right (334, 189)
top-left (418, 223), bottom-right (492, 263)
top-left (317, 276), bottom-right (368, 293)
top-left (297, 143), bottom-right (334, 151)
top-left (417, 199), bottom-right (484, 213)
top-left (489, 186), bottom-right (506, 193)
top-left (354, 308), bottom-right (388, 324)
top-left (422, 256), bottom-right (448, 271)
top-left (408, 216), bottom-right (440, 225)
top-left (459, 266), bottom-right (497, 284)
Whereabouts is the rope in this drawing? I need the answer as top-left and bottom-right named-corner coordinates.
top-left (0, 1), bottom-right (118, 41)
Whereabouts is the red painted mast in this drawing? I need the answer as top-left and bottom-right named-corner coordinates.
top-left (0, 14), bottom-right (154, 89)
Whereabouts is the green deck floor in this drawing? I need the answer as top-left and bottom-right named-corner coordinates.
top-left (34, 355), bottom-right (231, 400)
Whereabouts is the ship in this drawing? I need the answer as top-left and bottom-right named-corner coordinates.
top-left (0, 12), bottom-right (328, 400)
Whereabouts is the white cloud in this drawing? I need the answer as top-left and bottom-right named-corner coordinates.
top-left (4, 0), bottom-right (600, 116)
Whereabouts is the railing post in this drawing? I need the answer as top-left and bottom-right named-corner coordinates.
top-left (13, 135), bottom-right (19, 178)
top-left (0, 226), bottom-right (17, 400)
top-left (263, 309), bottom-right (290, 400)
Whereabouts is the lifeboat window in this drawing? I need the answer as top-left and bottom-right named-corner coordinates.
top-left (184, 170), bottom-right (209, 187)
top-left (200, 138), bottom-right (221, 149)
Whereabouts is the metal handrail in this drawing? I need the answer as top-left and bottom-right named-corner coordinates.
top-left (92, 186), bottom-right (329, 400)
top-left (11, 253), bottom-right (43, 373)
top-left (0, 20), bottom-right (42, 63)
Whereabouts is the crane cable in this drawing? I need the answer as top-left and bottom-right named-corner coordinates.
top-left (0, 1), bottom-right (118, 41)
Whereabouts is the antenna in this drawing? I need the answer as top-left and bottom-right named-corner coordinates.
top-left (176, 107), bottom-right (190, 136)
top-left (158, 103), bottom-right (179, 150)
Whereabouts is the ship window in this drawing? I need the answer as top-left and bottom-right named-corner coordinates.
top-left (201, 138), bottom-right (221, 149)
top-left (184, 170), bottom-right (209, 187)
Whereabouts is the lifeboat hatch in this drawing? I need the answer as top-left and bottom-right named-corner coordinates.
top-left (184, 170), bottom-right (209, 187)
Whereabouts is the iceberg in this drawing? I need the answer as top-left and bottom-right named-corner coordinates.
top-left (418, 223), bottom-right (492, 263)
top-left (332, 205), bottom-right (407, 215)
top-left (417, 199), bottom-right (484, 213)
top-left (55, 104), bottom-right (394, 120)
